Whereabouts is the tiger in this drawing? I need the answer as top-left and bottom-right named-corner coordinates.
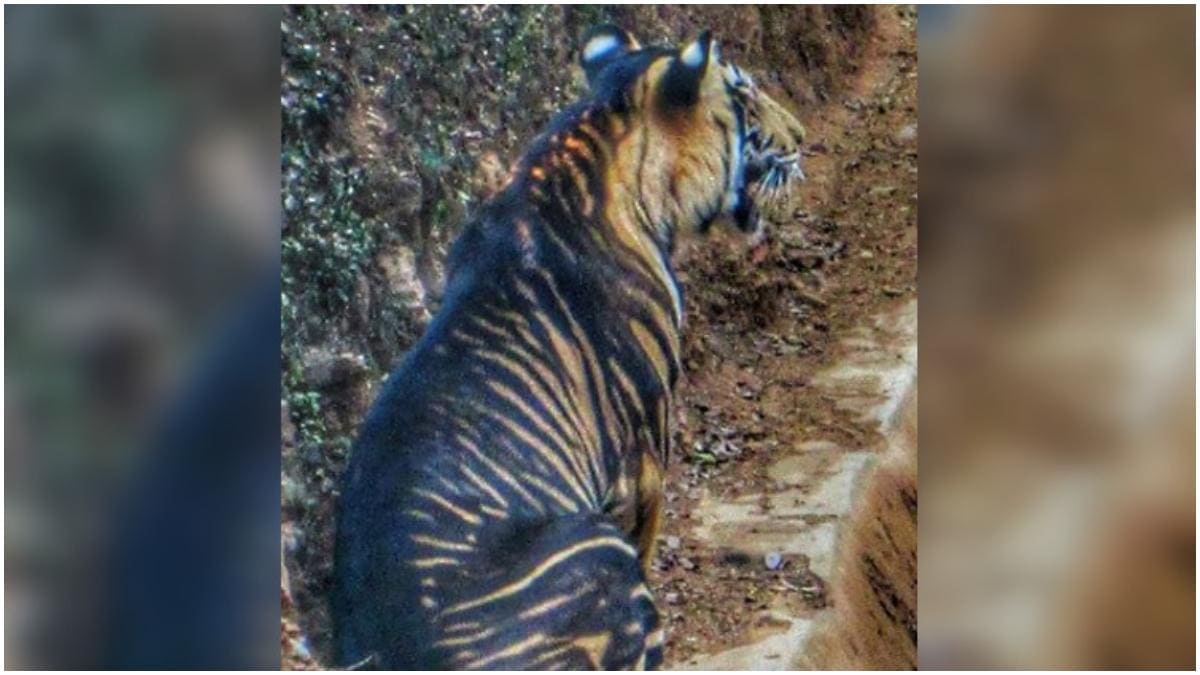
top-left (332, 25), bottom-right (807, 670)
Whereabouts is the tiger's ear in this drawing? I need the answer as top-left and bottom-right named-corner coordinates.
top-left (580, 24), bottom-right (640, 86)
top-left (659, 31), bottom-right (714, 108)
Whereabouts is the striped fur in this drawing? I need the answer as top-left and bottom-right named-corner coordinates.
top-left (333, 26), bottom-right (806, 670)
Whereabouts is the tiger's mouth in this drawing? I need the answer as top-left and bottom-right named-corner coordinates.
top-left (732, 127), bottom-right (805, 238)
top-left (743, 127), bottom-right (805, 195)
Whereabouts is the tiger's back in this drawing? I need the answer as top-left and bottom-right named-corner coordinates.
top-left (334, 189), bottom-right (672, 669)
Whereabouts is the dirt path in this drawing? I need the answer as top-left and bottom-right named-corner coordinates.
top-left (654, 9), bottom-right (917, 667)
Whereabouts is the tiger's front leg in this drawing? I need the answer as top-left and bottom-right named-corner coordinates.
top-left (629, 385), bottom-right (673, 575)
top-left (632, 450), bottom-right (666, 575)
top-left (605, 423), bottom-right (669, 576)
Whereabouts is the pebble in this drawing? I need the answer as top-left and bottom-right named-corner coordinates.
top-left (764, 551), bottom-right (784, 570)
top-left (293, 637), bottom-right (312, 660)
top-left (666, 535), bottom-right (682, 550)
top-left (895, 124), bottom-right (917, 144)
top-left (665, 592), bottom-right (682, 605)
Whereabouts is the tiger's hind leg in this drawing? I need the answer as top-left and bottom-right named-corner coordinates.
top-left (428, 514), bottom-right (662, 670)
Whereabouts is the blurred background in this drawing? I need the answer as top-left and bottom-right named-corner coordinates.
top-left (919, 5), bottom-right (1195, 669)
top-left (5, 6), bottom-right (281, 667)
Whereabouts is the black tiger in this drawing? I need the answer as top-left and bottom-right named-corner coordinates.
top-left (333, 25), bottom-right (806, 670)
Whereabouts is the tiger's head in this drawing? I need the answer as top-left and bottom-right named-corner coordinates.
top-left (578, 25), bottom-right (807, 244)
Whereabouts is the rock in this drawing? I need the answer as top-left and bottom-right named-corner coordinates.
top-left (665, 592), bottom-right (682, 605)
top-left (281, 477), bottom-right (308, 511)
top-left (797, 571), bottom-right (829, 609)
top-left (666, 535), bottom-right (682, 550)
top-left (680, 558), bottom-right (697, 572)
top-left (377, 243), bottom-right (426, 304)
top-left (895, 124), bottom-right (917, 144)
top-left (764, 552), bottom-right (784, 570)
top-left (859, 250), bottom-right (875, 260)
top-left (302, 349), bottom-right (369, 390)
top-left (293, 637), bottom-right (312, 661)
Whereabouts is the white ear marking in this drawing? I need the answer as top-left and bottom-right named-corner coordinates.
top-left (681, 39), bottom-right (705, 67)
top-left (583, 34), bottom-right (620, 64)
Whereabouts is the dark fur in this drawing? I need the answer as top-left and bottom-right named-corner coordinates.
top-left (333, 49), bottom-right (676, 670)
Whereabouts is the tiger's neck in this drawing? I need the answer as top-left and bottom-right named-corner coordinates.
top-left (513, 113), bottom-right (684, 327)
top-left (458, 115), bottom-right (687, 502)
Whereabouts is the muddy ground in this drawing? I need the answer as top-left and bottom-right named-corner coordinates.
top-left (281, 6), bottom-right (916, 669)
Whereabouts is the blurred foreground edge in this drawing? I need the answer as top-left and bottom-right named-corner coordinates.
top-left (919, 5), bottom-right (1195, 669)
top-left (5, 5), bottom-right (282, 668)
top-left (107, 272), bottom-right (282, 669)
